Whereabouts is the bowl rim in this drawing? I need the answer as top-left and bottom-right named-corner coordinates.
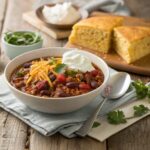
top-left (4, 47), bottom-right (110, 101)
top-left (2, 30), bottom-right (43, 48)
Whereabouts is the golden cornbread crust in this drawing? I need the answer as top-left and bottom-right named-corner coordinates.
top-left (74, 16), bottom-right (123, 31)
top-left (114, 26), bottom-right (150, 63)
top-left (114, 26), bottom-right (150, 42)
top-left (69, 16), bottom-right (124, 53)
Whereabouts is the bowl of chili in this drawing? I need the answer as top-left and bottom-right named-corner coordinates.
top-left (4, 47), bottom-right (109, 114)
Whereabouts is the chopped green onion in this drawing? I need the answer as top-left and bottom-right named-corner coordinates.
top-left (4, 31), bottom-right (42, 46)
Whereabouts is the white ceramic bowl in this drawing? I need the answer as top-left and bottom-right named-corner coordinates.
top-left (1, 31), bottom-right (43, 59)
top-left (4, 47), bottom-right (109, 114)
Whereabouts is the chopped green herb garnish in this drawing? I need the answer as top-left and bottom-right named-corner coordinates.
top-left (4, 31), bottom-right (42, 46)
top-left (133, 104), bottom-right (149, 117)
top-left (107, 104), bottom-right (150, 125)
top-left (65, 69), bottom-right (78, 77)
top-left (92, 121), bottom-right (101, 128)
top-left (54, 64), bottom-right (67, 73)
top-left (49, 57), bottom-right (57, 65)
top-left (132, 81), bottom-right (149, 99)
top-left (16, 72), bottom-right (24, 77)
top-left (107, 110), bottom-right (127, 124)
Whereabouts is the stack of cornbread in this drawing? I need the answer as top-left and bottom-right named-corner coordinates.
top-left (69, 16), bottom-right (150, 64)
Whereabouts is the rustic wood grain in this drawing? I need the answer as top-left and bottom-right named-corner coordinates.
top-left (0, 0), bottom-right (7, 34)
top-left (107, 116), bottom-right (150, 150)
top-left (0, 114), bottom-right (28, 150)
top-left (30, 130), bottom-right (106, 150)
top-left (23, 11), bottom-right (71, 40)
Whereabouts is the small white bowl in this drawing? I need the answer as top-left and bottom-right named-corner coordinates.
top-left (4, 47), bottom-right (109, 114)
top-left (1, 31), bottom-right (43, 59)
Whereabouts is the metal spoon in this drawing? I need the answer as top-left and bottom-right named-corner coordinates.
top-left (76, 72), bottom-right (131, 137)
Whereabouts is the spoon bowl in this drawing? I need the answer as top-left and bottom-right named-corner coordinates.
top-left (102, 72), bottom-right (131, 99)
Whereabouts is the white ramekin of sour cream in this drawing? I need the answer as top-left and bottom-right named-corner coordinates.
top-left (42, 2), bottom-right (81, 25)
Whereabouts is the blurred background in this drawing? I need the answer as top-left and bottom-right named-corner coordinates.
top-left (35, 0), bottom-right (150, 18)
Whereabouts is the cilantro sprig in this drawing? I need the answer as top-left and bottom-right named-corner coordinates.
top-left (54, 63), bottom-right (67, 74)
top-left (107, 105), bottom-right (150, 125)
top-left (107, 110), bottom-right (126, 124)
top-left (133, 105), bottom-right (149, 117)
top-left (132, 80), bottom-right (150, 99)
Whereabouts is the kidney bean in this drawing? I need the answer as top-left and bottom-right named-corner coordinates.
top-left (40, 90), bottom-right (51, 96)
top-left (66, 82), bottom-right (79, 88)
top-left (36, 80), bottom-right (49, 91)
top-left (90, 70), bottom-right (99, 77)
top-left (49, 74), bottom-right (56, 81)
top-left (90, 81), bottom-right (99, 89)
top-left (23, 62), bottom-right (32, 68)
top-left (79, 83), bottom-right (91, 90)
top-left (55, 88), bottom-right (69, 97)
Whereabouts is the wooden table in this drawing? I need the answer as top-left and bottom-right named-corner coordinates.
top-left (0, 0), bottom-right (150, 150)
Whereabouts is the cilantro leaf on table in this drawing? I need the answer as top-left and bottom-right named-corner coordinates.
top-left (92, 122), bottom-right (101, 128)
top-left (133, 104), bottom-right (149, 117)
top-left (107, 110), bottom-right (127, 125)
top-left (54, 64), bottom-right (67, 74)
top-left (132, 81), bottom-right (149, 99)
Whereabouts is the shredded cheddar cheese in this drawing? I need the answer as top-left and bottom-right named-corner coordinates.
top-left (26, 58), bottom-right (61, 87)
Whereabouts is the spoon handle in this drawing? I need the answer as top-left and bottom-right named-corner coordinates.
top-left (76, 97), bottom-right (107, 137)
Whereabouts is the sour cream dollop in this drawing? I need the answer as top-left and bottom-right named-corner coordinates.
top-left (42, 2), bottom-right (81, 24)
top-left (62, 50), bottom-right (95, 72)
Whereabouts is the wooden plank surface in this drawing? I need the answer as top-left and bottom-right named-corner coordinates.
top-left (0, 0), bottom-right (150, 150)
top-left (0, 0), bottom-right (7, 34)
top-left (107, 116), bottom-right (150, 150)
top-left (30, 131), bottom-right (106, 150)
top-left (23, 11), bottom-right (71, 40)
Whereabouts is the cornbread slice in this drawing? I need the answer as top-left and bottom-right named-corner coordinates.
top-left (69, 16), bottom-right (123, 53)
top-left (114, 26), bottom-right (150, 63)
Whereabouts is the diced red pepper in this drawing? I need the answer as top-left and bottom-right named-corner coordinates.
top-left (79, 83), bottom-right (91, 90)
top-left (57, 74), bottom-right (66, 83)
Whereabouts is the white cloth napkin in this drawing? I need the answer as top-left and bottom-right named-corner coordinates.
top-left (0, 68), bottom-right (138, 138)
top-left (34, 0), bottom-right (130, 16)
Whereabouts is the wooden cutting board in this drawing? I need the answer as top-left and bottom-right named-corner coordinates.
top-left (23, 11), bottom-right (71, 40)
top-left (66, 12), bottom-right (150, 76)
